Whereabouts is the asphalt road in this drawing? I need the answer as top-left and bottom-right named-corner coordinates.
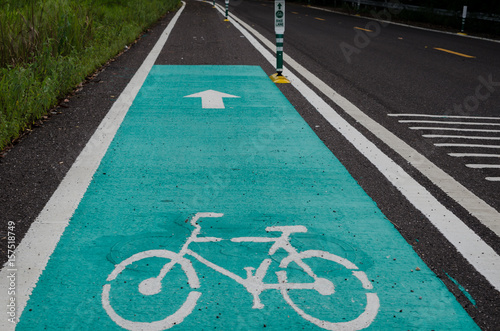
top-left (0, 0), bottom-right (499, 329)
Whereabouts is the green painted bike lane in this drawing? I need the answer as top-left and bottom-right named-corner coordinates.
top-left (18, 66), bottom-right (478, 330)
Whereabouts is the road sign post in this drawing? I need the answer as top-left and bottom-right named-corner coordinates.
top-left (270, 0), bottom-right (290, 83)
top-left (225, 0), bottom-right (230, 21)
top-left (460, 6), bottom-right (467, 33)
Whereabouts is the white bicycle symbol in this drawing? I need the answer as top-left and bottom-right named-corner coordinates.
top-left (102, 213), bottom-right (379, 330)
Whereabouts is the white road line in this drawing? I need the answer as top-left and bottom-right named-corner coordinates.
top-left (449, 153), bottom-right (500, 158)
top-left (401, 120), bottom-right (500, 126)
top-left (423, 135), bottom-right (500, 140)
top-left (466, 164), bottom-right (500, 169)
top-left (486, 177), bottom-right (500, 181)
top-left (411, 127), bottom-right (500, 133)
top-left (389, 113), bottom-right (500, 121)
top-left (435, 143), bottom-right (500, 148)
top-left (0, 2), bottom-right (186, 328)
top-left (212, 2), bottom-right (500, 291)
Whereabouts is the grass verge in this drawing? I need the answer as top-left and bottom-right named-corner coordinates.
top-left (0, 0), bottom-right (180, 151)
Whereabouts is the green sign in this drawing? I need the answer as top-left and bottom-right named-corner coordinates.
top-left (275, 0), bottom-right (285, 33)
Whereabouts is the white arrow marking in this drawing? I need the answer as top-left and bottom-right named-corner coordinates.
top-left (184, 89), bottom-right (240, 109)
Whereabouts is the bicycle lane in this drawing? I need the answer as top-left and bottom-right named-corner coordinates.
top-left (11, 63), bottom-right (479, 330)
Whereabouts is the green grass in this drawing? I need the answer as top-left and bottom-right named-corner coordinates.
top-left (0, 0), bottom-right (180, 150)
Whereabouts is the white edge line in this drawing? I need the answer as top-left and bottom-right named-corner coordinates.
top-left (486, 177), bottom-right (500, 181)
top-left (307, 5), bottom-right (500, 44)
top-left (212, 2), bottom-right (500, 291)
top-left (0, 2), bottom-right (186, 328)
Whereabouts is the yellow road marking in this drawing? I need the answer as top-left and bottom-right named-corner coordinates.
top-left (291, 11), bottom-right (299, 14)
top-left (354, 26), bottom-right (373, 32)
top-left (315, 17), bottom-right (325, 21)
top-left (433, 47), bottom-right (475, 58)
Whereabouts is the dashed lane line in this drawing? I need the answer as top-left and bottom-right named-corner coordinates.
top-left (354, 26), bottom-right (373, 32)
top-left (433, 47), bottom-right (476, 58)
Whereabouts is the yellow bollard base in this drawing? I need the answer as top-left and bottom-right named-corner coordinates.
top-left (269, 73), bottom-right (291, 84)
top-left (224, 18), bottom-right (230, 21)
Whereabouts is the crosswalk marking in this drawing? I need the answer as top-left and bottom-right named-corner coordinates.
top-left (389, 113), bottom-right (500, 181)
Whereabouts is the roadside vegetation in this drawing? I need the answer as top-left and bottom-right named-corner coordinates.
top-left (0, 0), bottom-right (180, 150)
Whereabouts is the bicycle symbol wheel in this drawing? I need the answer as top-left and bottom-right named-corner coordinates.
top-left (279, 250), bottom-right (379, 330)
top-left (102, 250), bottom-right (201, 331)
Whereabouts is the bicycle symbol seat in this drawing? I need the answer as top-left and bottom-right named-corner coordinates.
top-left (102, 212), bottom-right (379, 330)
